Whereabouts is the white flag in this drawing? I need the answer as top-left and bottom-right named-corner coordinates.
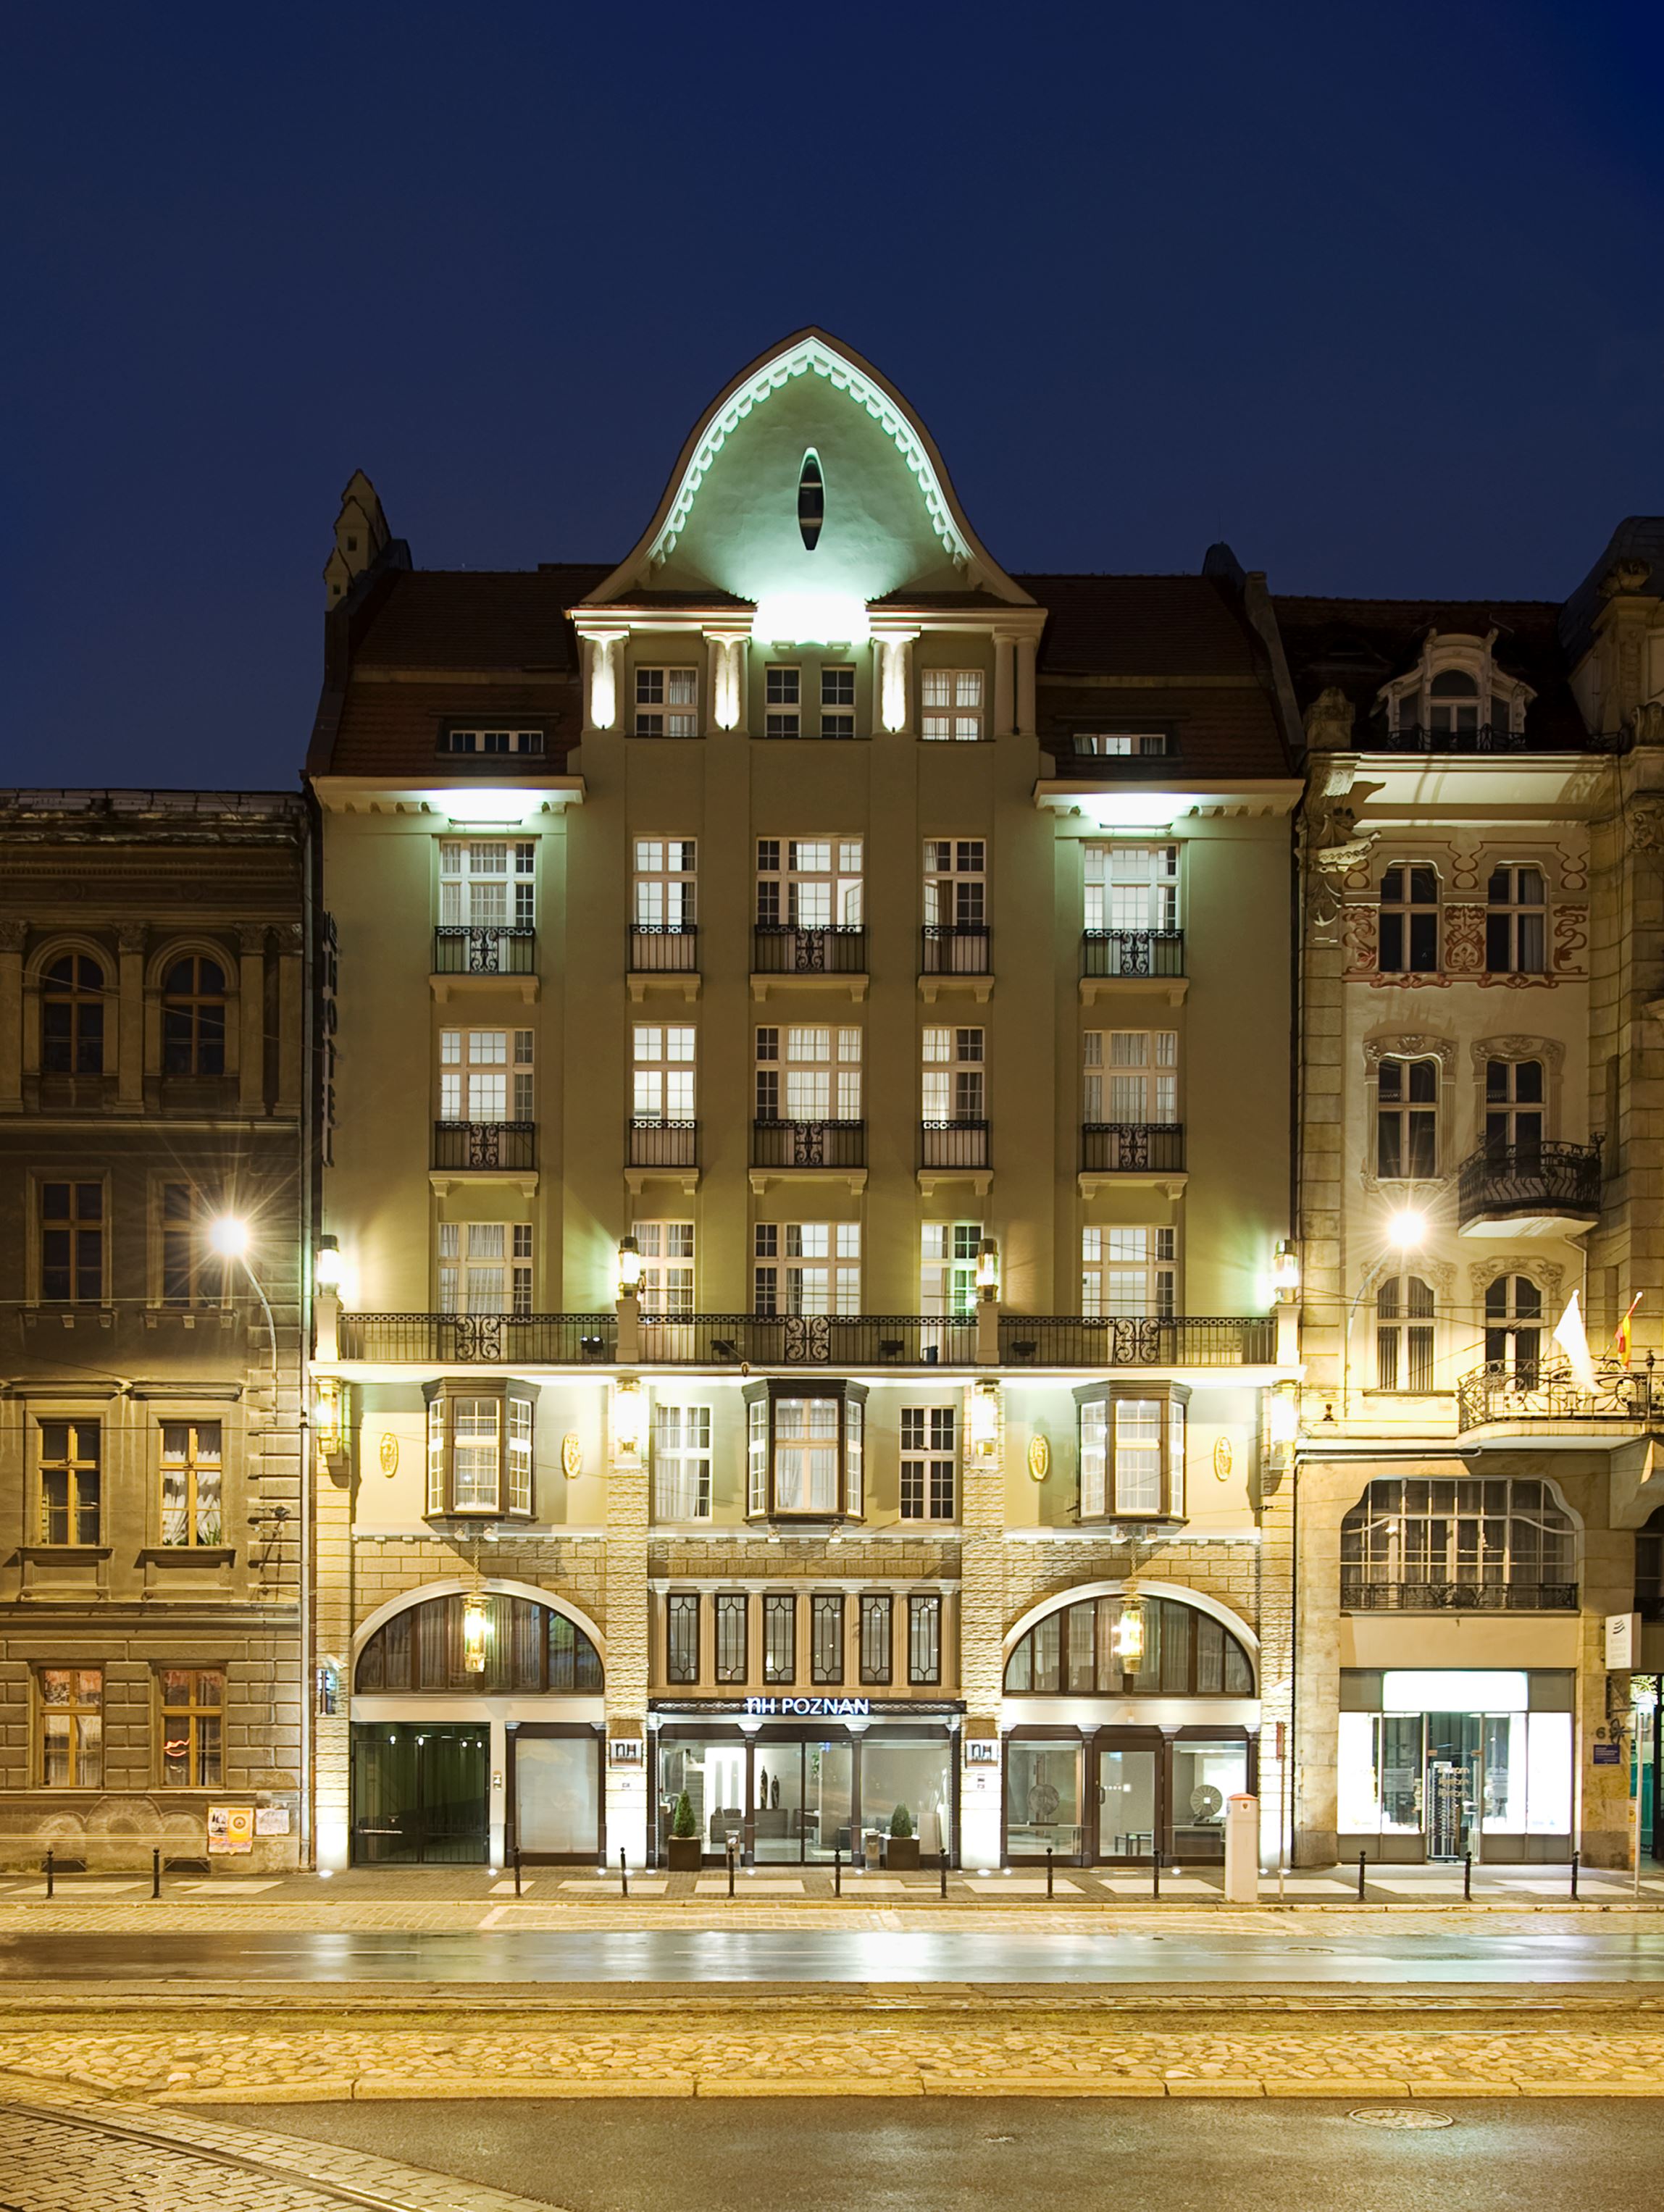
top-left (1552, 1290), bottom-right (1599, 1396)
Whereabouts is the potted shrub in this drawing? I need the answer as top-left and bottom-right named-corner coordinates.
top-left (666, 1791), bottom-right (703, 1872)
top-left (885, 1803), bottom-right (920, 1872)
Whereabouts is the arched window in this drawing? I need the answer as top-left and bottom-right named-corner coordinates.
top-left (41, 955), bottom-right (106, 1075)
top-left (797, 451), bottom-right (824, 550)
top-left (1375, 1275), bottom-right (1434, 1391)
top-left (1484, 1275), bottom-right (1542, 1383)
top-left (354, 1593), bottom-right (601, 1695)
top-left (1003, 1593), bottom-right (1253, 1697)
top-left (162, 955), bottom-right (227, 1076)
top-left (1426, 668), bottom-right (1479, 734)
top-left (1340, 1477), bottom-right (1576, 1609)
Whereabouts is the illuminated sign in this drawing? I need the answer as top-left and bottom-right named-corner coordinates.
top-left (743, 1696), bottom-right (871, 1719)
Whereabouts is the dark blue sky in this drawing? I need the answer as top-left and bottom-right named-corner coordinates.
top-left (5, 1), bottom-right (1661, 790)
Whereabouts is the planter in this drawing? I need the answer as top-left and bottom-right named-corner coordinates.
top-left (885, 1836), bottom-right (921, 1871)
top-left (666, 1835), bottom-right (703, 1872)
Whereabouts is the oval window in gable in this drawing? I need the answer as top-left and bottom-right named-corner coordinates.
top-left (798, 451), bottom-right (824, 550)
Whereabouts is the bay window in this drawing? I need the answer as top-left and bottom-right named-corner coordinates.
top-left (744, 1380), bottom-right (866, 1521)
top-left (1076, 1383), bottom-right (1187, 1522)
top-left (425, 1383), bottom-right (536, 1519)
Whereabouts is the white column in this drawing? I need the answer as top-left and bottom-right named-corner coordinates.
top-left (704, 629), bottom-right (749, 734)
top-left (993, 634), bottom-right (1016, 740)
top-left (1016, 637), bottom-right (1037, 737)
top-left (578, 629), bottom-right (627, 735)
top-left (879, 632), bottom-right (919, 735)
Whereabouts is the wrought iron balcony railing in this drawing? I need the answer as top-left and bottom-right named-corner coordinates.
top-left (1456, 1139), bottom-right (1602, 1231)
top-left (921, 924), bottom-right (991, 975)
top-left (998, 1316), bottom-right (1276, 1367)
top-left (339, 1312), bottom-right (616, 1362)
top-left (920, 1118), bottom-right (990, 1170)
top-left (751, 1118), bottom-right (866, 1168)
top-left (628, 924), bottom-right (699, 972)
top-left (628, 1118), bottom-right (698, 1168)
top-left (752, 924), bottom-right (867, 975)
top-left (1373, 722), bottom-right (1533, 754)
top-left (1457, 1357), bottom-right (1664, 1433)
top-left (637, 1314), bottom-right (979, 1367)
top-left (1341, 1576), bottom-right (1579, 1612)
top-left (432, 1120), bottom-right (537, 1171)
top-left (432, 926), bottom-right (536, 976)
top-left (1081, 930), bottom-right (1185, 979)
top-left (1081, 1122), bottom-right (1185, 1173)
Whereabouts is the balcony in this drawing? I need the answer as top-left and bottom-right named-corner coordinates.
top-left (638, 1314), bottom-right (979, 1367)
top-left (1082, 930), bottom-right (1184, 980)
top-left (628, 1118), bottom-right (698, 1170)
top-left (998, 1316), bottom-right (1276, 1367)
top-left (338, 1313), bottom-right (616, 1362)
top-left (1342, 1576), bottom-right (1579, 1612)
top-left (920, 1119), bottom-right (990, 1172)
top-left (432, 926), bottom-right (535, 976)
top-left (1456, 1140), bottom-right (1602, 1238)
top-left (432, 1120), bottom-right (536, 1172)
top-left (1372, 722), bottom-right (1534, 755)
top-left (751, 1118), bottom-right (866, 1170)
top-left (1457, 1357), bottom-right (1664, 1442)
top-left (629, 925), bottom-right (698, 973)
top-left (921, 925), bottom-right (990, 976)
top-left (1081, 1123), bottom-right (1185, 1176)
top-left (752, 924), bottom-right (867, 979)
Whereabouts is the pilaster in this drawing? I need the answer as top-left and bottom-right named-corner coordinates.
top-left (603, 1386), bottom-right (650, 1864)
top-left (957, 1380), bottom-right (1005, 1869)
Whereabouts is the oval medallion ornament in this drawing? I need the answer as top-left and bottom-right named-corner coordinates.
top-left (561, 1432), bottom-right (584, 1480)
top-left (1027, 1433), bottom-right (1050, 1483)
top-left (1213, 1436), bottom-right (1233, 1482)
top-left (378, 1433), bottom-right (398, 1478)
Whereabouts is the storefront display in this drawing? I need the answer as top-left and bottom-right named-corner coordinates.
top-left (1003, 1726), bottom-right (1255, 1864)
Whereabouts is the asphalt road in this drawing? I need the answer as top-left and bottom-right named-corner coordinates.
top-left (5, 1922), bottom-right (1664, 1982)
top-left (191, 2099), bottom-right (1664, 2212)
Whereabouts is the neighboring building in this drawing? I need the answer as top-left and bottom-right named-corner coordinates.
top-left (307, 330), bottom-right (1301, 1873)
top-left (0, 790), bottom-right (312, 1869)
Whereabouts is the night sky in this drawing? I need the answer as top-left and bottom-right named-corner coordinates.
top-left (5, 2), bottom-right (1662, 792)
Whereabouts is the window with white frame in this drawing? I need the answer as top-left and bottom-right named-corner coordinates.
top-left (1486, 866), bottom-right (1547, 974)
top-left (921, 1223), bottom-right (981, 1317)
top-left (775, 1403), bottom-right (838, 1512)
top-left (633, 1024), bottom-right (695, 1121)
top-left (900, 1407), bottom-right (956, 1520)
top-left (425, 1388), bottom-right (534, 1517)
top-left (820, 666), bottom-right (855, 740)
top-left (507, 1396), bottom-right (533, 1515)
top-left (1392, 665), bottom-right (1519, 740)
top-left (632, 839), bottom-right (697, 929)
top-left (1083, 844), bottom-right (1178, 931)
top-left (921, 1026), bottom-right (984, 1121)
top-left (1082, 1030), bottom-right (1177, 1123)
top-left (439, 842), bottom-right (535, 929)
top-left (653, 1404), bottom-right (712, 1520)
top-left (635, 1222), bottom-right (695, 1313)
top-left (440, 1029), bottom-right (533, 1123)
top-left (1375, 1276), bottom-right (1435, 1392)
top-left (920, 669), bottom-right (984, 741)
top-left (764, 665), bottom-right (800, 738)
top-left (440, 728), bottom-right (545, 756)
top-left (923, 839), bottom-right (986, 928)
top-left (755, 1026), bottom-right (862, 1122)
top-left (1378, 865), bottom-right (1440, 973)
top-left (634, 666), bottom-right (698, 738)
top-left (1077, 1386), bottom-right (1187, 1519)
top-left (745, 1382), bottom-right (866, 1520)
top-left (756, 838), bottom-right (864, 926)
top-left (1376, 1057), bottom-right (1438, 1178)
top-left (753, 1222), bottom-right (861, 1315)
top-left (1082, 1227), bottom-right (1176, 1317)
top-left (1071, 730), bottom-right (1170, 757)
top-left (438, 1222), bottom-right (533, 1315)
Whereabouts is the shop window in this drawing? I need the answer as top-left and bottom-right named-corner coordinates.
top-left (908, 1595), bottom-right (942, 1685)
top-left (744, 1381), bottom-right (866, 1520)
top-left (160, 1422), bottom-right (222, 1546)
top-left (41, 954), bottom-right (106, 1075)
top-left (1374, 1276), bottom-right (1435, 1391)
top-left (763, 1594), bottom-right (796, 1683)
top-left (1376, 1058), bottom-right (1438, 1177)
top-left (811, 1594), bottom-right (845, 1685)
top-left (1637, 1508), bottom-right (1664, 1621)
top-left (900, 1407), bottom-right (956, 1521)
top-left (1076, 1385), bottom-right (1187, 1521)
top-left (424, 1384), bottom-right (537, 1520)
top-left (355, 1595), bottom-right (601, 1695)
top-left (714, 1593), bottom-right (748, 1683)
top-left (1378, 866), bottom-right (1439, 973)
top-left (38, 1180), bottom-right (103, 1304)
top-left (1339, 1477), bottom-right (1576, 1609)
top-left (38, 1420), bottom-right (100, 1545)
top-left (159, 1668), bottom-right (224, 1788)
top-left (38, 1668), bottom-right (101, 1787)
top-left (860, 1594), bottom-right (893, 1685)
top-left (666, 1595), bottom-right (700, 1685)
top-left (1004, 1595), bottom-right (1253, 1696)
top-left (162, 955), bottom-right (227, 1076)
top-left (653, 1404), bottom-right (712, 1520)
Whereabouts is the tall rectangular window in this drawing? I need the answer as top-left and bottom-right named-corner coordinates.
top-left (714, 1593), bottom-right (748, 1684)
top-left (1080, 1400), bottom-right (1108, 1517)
top-left (39, 1669), bottom-right (101, 1787)
top-left (160, 1423), bottom-right (222, 1546)
top-left (507, 1396), bottom-right (533, 1515)
top-left (633, 839), bottom-right (697, 928)
top-left (38, 1421), bottom-right (100, 1546)
top-left (753, 1222), bottom-right (861, 1315)
top-left (921, 1223), bottom-right (981, 1317)
top-left (653, 1404), bottom-right (712, 1520)
top-left (39, 1181), bottom-right (104, 1304)
top-left (1082, 1031), bottom-right (1178, 1123)
top-left (1379, 865), bottom-right (1440, 973)
top-left (773, 1399), bottom-right (839, 1512)
top-left (811, 1593), bottom-right (845, 1683)
top-left (1083, 843), bottom-right (1178, 931)
top-left (439, 840), bottom-right (535, 929)
top-left (923, 840), bottom-right (987, 926)
top-left (1114, 1399), bottom-right (1163, 1512)
top-left (920, 669), bottom-right (984, 740)
top-left (921, 1027), bottom-right (984, 1120)
top-left (438, 1223), bottom-right (532, 1315)
top-left (820, 666), bottom-right (856, 740)
top-left (1486, 866), bottom-right (1546, 974)
top-left (159, 1668), bottom-right (224, 1788)
top-left (908, 1595), bottom-right (942, 1683)
top-left (900, 1407), bottom-right (956, 1521)
top-left (755, 1026), bottom-right (862, 1122)
top-left (756, 839), bottom-right (864, 926)
top-left (159, 1182), bottom-right (226, 1307)
top-left (763, 1593), bottom-right (796, 1683)
top-left (1082, 1228), bottom-right (1176, 1317)
top-left (764, 665), bottom-right (800, 739)
top-left (860, 1595), bottom-right (893, 1685)
top-left (440, 1029), bottom-right (534, 1122)
top-left (1484, 1060), bottom-right (1544, 1155)
top-left (635, 1222), bottom-right (695, 1313)
top-left (1376, 1276), bottom-right (1436, 1392)
top-left (452, 1399), bottom-right (501, 1512)
top-left (633, 1025), bottom-right (696, 1121)
top-left (634, 666), bottom-right (698, 737)
top-left (666, 1594), bottom-right (701, 1683)
top-left (1376, 1058), bottom-right (1438, 1178)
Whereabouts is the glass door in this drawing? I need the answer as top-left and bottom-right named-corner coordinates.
top-left (351, 1723), bottom-right (488, 1865)
top-left (754, 1743), bottom-right (803, 1862)
top-left (803, 1738), bottom-right (853, 1861)
top-left (1424, 1712), bottom-right (1482, 1860)
top-left (1096, 1743), bottom-right (1158, 1862)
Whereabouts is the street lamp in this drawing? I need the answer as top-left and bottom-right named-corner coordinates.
top-left (208, 1215), bottom-right (249, 1261)
top-left (617, 1236), bottom-right (643, 1298)
top-left (1387, 1207), bottom-right (1427, 1249)
top-left (314, 1235), bottom-right (344, 1290)
top-left (975, 1238), bottom-right (1001, 1302)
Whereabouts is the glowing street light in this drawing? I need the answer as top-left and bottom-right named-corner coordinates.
top-left (314, 1235), bottom-right (344, 1289)
top-left (208, 1215), bottom-right (250, 1260)
top-left (1387, 1208), bottom-right (1427, 1249)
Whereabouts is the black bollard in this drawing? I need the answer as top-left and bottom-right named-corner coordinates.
top-left (514, 1846), bottom-right (522, 1899)
top-left (152, 1848), bottom-right (161, 1901)
top-left (1046, 1846), bottom-right (1055, 1898)
top-left (1463, 1851), bottom-right (1472, 1902)
top-left (619, 1846), bottom-right (628, 1900)
top-left (727, 1838), bottom-right (736, 1899)
top-left (45, 1848), bottom-right (53, 1900)
top-left (1358, 1851), bottom-right (1367, 1901)
top-left (1153, 1850), bottom-right (1161, 1901)
top-left (940, 1848), bottom-right (948, 1900)
top-left (834, 1848), bottom-right (841, 1898)
top-left (1571, 1850), bottom-right (1580, 1901)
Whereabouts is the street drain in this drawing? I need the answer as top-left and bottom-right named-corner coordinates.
top-left (1347, 2108), bottom-right (1455, 2129)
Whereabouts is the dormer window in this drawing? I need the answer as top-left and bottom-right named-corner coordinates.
top-left (1384, 641), bottom-right (1531, 750)
top-left (440, 728), bottom-right (546, 756)
top-left (798, 451), bottom-right (824, 550)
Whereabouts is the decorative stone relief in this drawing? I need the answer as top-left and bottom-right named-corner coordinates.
top-left (1363, 1034), bottom-right (1457, 1076)
top-left (1470, 1034), bottom-right (1565, 1076)
top-left (1551, 906), bottom-right (1588, 975)
top-left (1448, 847), bottom-right (1481, 894)
top-left (1442, 904), bottom-right (1486, 974)
top-left (1626, 797), bottom-right (1664, 853)
top-left (1466, 1255), bottom-right (1565, 1307)
top-left (1341, 902), bottom-right (1378, 977)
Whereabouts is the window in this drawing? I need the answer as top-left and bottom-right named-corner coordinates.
top-left (908, 1595), bottom-right (942, 1684)
top-left (438, 1223), bottom-right (532, 1315)
top-left (861, 1595), bottom-right (894, 1685)
top-left (798, 451), bottom-right (824, 550)
top-left (1083, 844), bottom-right (1178, 931)
top-left (1340, 1477), bottom-right (1576, 1606)
top-left (921, 669), bottom-right (984, 741)
top-left (901, 1407), bottom-right (956, 1521)
top-left (753, 1222), bottom-right (861, 1315)
top-left (636, 1223), bottom-right (694, 1314)
top-left (1082, 1031), bottom-right (1178, 1123)
top-left (356, 1596), bottom-right (601, 1694)
top-left (1378, 866), bottom-right (1439, 973)
top-left (160, 1182), bottom-right (225, 1306)
top-left (745, 1382), bottom-right (866, 1518)
top-left (1082, 1228), bottom-right (1176, 1317)
top-left (424, 1388), bottom-right (535, 1517)
top-left (812, 1593), bottom-right (845, 1683)
top-left (1485, 1059), bottom-right (1544, 1157)
top-left (923, 839), bottom-right (987, 931)
top-left (1071, 731), bottom-right (1171, 757)
top-left (821, 666), bottom-right (856, 740)
top-left (38, 1421), bottom-right (99, 1546)
top-left (763, 1593), bottom-right (796, 1682)
top-left (714, 1593), bottom-right (748, 1684)
top-left (633, 839), bottom-right (697, 929)
top-left (755, 1026), bottom-right (862, 1123)
top-left (440, 728), bottom-right (545, 755)
top-left (440, 1029), bottom-right (534, 1123)
top-left (1487, 868), bottom-right (1546, 974)
top-left (1077, 1386), bottom-right (1187, 1519)
top-left (921, 1027), bottom-right (984, 1121)
top-left (633, 1024), bottom-right (695, 1123)
top-left (162, 956), bottom-right (227, 1076)
top-left (1005, 1596), bottom-right (1253, 1696)
top-left (1484, 1276), bottom-right (1543, 1383)
top-left (756, 839), bottom-right (864, 926)
top-left (1375, 1277), bottom-right (1435, 1392)
top-left (39, 1181), bottom-right (102, 1302)
top-left (161, 1423), bottom-right (223, 1546)
top-left (764, 665), bottom-right (800, 739)
top-left (653, 1404), bottom-right (712, 1519)
top-left (439, 841), bottom-right (535, 929)
top-left (41, 955), bottom-right (105, 1075)
top-left (666, 1594), bottom-right (701, 1684)
top-left (921, 1223), bottom-right (981, 1317)
top-left (39, 1669), bottom-right (101, 1787)
top-left (1376, 1058), bottom-right (1438, 1178)
top-left (774, 1398), bottom-right (838, 1512)
top-left (634, 666), bottom-right (698, 738)
top-left (159, 1668), bottom-right (224, 1787)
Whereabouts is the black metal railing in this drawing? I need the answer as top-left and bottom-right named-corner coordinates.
top-left (1456, 1139), bottom-right (1602, 1230)
top-left (629, 925), bottom-right (699, 973)
top-left (338, 1313), bottom-right (616, 1362)
top-left (1082, 931), bottom-right (1185, 979)
top-left (432, 926), bottom-right (535, 976)
top-left (752, 924), bottom-right (867, 975)
top-left (1081, 1123), bottom-right (1185, 1173)
top-left (920, 1119), bottom-right (990, 1170)
top-left (1042, 741), bottom-right (1176, 771)
top-left (1342, 1576), bottom-right (1579, 1612)
top-left (1458, 1357), bottom-right (1664, 1433)
top-left (431, 1120), bottom-right (537, 1171)
top-left (998, 1316), bottom-right (1276, 1367)
top-left (628, 1119), bottom-right (698, 1168)
top-left (638, 1314), bottom-right (979, 1367)
top-left (921, 925), bottom-right (991, 975)
top-left (1374, 723), bottom-right (1533, 754)
top-left (751, 1118), bottom-right (866, 1168)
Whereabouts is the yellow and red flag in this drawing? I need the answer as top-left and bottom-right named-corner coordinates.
top-left (1614, 1294), bottom-right (1642, 1369)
